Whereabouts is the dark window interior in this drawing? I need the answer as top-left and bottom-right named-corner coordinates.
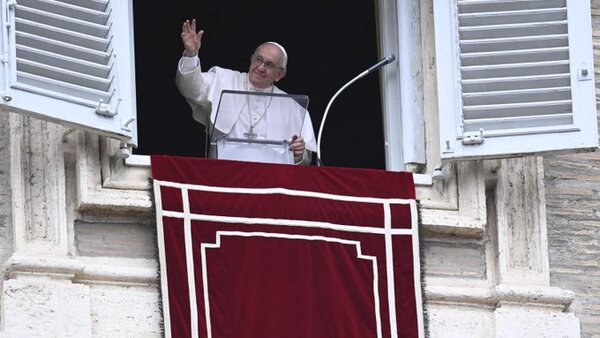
top-left (133, 1), bottom-right (385, 169)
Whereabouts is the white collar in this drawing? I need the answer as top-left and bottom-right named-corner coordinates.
top-left (246, 75), bottom-right (274, 93)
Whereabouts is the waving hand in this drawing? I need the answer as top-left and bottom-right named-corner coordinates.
top-left (181, 19), bottom-right (204, 57)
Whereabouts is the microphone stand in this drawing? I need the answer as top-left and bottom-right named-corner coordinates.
top-left (316, 70), bottom-right (368, 163)
top-left (316, 55), bottom-right (396, 164)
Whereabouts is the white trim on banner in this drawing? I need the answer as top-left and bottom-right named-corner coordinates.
top-left (411, 199), bottom-right (425, 338)
top-left (154, 178), bottom-right (422, 338)
top-left (383, 202), bottom-right (398, 338)
top-left (153, 180), bottom-right (172, 337)
top-left (201, 231), bottom-right (383, 338)
top-left (154, 179), bottom-right (413, 205)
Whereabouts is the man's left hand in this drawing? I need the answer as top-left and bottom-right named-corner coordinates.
top-left (290, 135), bottom-right (305, 159)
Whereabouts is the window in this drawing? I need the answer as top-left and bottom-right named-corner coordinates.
top-left (132, 1), bottom-right (386, 169)
top-left (0, 0), bottom-right (137, 144)
top-left (434, 0), bottom-right (597, 160)
top-left (2, 0), bottom-right (595, 170)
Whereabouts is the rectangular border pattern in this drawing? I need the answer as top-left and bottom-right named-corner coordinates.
top-left (154, 179), bottom-right (423, 338)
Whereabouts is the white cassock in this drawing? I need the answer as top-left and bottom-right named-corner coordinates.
top-left (176, 56), bottom-right (317, 164)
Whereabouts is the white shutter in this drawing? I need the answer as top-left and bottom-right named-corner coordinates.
top-left (434, 0), bottom-right (597, 160)
top-left (0, 0), bottom-right (137, 144)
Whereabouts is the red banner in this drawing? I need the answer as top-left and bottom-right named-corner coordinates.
top-left (151, 156), bottom-right (423, 338)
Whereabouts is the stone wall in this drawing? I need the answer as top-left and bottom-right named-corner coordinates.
top-left (543, 2), bottom-right (600, 337)
top-left (545, 153), bottom-right (600, 338)
top-left (0, 112), bottom-right (13, 265)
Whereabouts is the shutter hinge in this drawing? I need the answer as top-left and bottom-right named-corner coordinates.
top-left (462, 129), bottom-right (484, 145)
top-left (1, 0), bottom-right (16, 102)
top-left (95, 98), bottom-right (121, 117)
top-left (116, 142), bottom-right (130, 159)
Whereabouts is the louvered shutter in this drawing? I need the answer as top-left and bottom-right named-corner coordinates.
top-left (434, 0), bottom-right (597, 160)
top-left (0, 0), bottom-right (136, 144)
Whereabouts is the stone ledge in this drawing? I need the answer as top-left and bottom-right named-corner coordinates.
top-left (426, 283), bottom-right (575, 311)
top-left (3, 254), bottom-right (84, 279)
top-left (76, 261), bottom-right (158, 286)
top-left (3, 255), bottom-right (158, 286)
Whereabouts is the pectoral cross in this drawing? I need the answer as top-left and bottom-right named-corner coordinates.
top-left (244, 126), bottom-right (257, 139)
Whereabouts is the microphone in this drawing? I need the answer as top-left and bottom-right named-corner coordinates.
top-left (366, 54), bottom-right (396, 74)
top-left (316, 54), bottom-right (397, 163)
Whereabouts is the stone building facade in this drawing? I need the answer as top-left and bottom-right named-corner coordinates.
top-left (542, 2), bottom-right (600, 337)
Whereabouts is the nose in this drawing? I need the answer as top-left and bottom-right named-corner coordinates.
top-left (256, 61), bottom-right (267, 70)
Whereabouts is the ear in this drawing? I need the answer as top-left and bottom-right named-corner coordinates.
top-left (275, 69), bottom-right (287, 82)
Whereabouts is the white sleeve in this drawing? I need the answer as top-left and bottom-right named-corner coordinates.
top-left (179, 55), bottom-right (200, 74)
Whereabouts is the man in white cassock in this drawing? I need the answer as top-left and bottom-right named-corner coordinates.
top-left (176, 19), bottom-right (317, 165)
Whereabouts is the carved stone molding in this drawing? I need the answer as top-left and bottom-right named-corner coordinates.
top-left (9, 114), bottom-right (68, 255)
top-left (495, 157), bottom-right (550, 286)
top-left (75, 133), bottom-right (152, 213)
top-left (426, 284), bottom-right (575, 311)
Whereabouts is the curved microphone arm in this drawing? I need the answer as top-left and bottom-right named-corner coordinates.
top-left (316, 55), bottom-right (395, 164)
top-left (316, 70), bottom-right (368, 161)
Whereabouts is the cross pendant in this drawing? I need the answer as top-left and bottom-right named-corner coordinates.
top-left (244, 128), bottom-right (257, 139)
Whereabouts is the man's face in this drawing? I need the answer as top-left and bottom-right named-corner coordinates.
top-left (248, 44), bottom-right (286, 89)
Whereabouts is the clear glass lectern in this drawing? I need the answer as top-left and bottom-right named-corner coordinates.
top-left (210, 90), bottom-right (309, 165)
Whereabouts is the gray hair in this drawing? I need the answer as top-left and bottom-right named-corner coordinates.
top-left (255, 42), bottom-right (288, 70)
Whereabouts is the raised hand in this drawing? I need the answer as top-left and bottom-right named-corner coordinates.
top-left (181, 19), bottom-right (204, 57)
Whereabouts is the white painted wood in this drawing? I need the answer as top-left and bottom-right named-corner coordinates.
top-left (434, 0), bottom-right (598, 160)
top-left (0, 0), bottom-right (137, 144)
top-left (398, 0), bottom-right (426, 166)
top-left (378, 0), bottom-right (404, 170)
